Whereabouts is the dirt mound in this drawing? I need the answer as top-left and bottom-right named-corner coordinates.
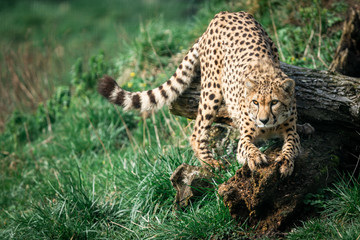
top-left (218, 131), bottom-right (340, 235)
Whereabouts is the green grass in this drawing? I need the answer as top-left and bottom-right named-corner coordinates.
top-left (1, 0), bottom-right (358, 239)
top-left (288, 175), bottom-right (360, 240)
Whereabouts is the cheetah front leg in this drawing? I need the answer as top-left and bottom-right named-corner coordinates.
top-left (275, 121), bottom-right (300, 177)
top-left (191, 86), bottom-right (223, 169)
top-left (236, 129), bottom-right (268, 171)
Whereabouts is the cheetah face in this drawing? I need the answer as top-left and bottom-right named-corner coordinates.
top-left (245, 78), bottom-right (295, 128)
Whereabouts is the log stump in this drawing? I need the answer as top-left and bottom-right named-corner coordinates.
top-left (170, 163), bottom-right (214, 209)
top-left (169, 62), bottom-right (360, 129)
top-left (217, 130), bottom-right (340, 235)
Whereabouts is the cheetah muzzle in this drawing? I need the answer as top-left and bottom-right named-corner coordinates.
top-left (98, 11), bottom-right (300, 177)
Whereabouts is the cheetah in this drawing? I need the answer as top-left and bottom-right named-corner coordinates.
top-left (98, 11), bottom-right (300, 177)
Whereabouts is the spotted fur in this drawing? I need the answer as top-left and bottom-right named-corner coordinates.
top-left (98, 44), bottom-right (200, 112)
top-left (98, 11), bottom-right (300, 177)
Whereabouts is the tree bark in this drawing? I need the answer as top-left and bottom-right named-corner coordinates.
top-left (170, 62), bottom-right (360, 129)
top-left (329, 5), bottom-right (360, 77)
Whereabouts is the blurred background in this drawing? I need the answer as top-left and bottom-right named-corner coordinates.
top-left (0, 0), bottom-right (202, 130)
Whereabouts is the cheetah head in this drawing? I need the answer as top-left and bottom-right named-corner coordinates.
top-left (244, 77), bottom-right (295, 128)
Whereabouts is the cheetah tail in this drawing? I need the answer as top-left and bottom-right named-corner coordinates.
top-left (98, 41), bottom-right (200, 112)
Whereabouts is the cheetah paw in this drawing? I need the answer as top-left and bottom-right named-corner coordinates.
top-left (247, 151), bottom-right (267, 171)
top-left (275, 154), bottom-right (294, 177)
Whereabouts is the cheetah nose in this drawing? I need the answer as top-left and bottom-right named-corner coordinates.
top-left (260, 118), bottom-right (269, 125)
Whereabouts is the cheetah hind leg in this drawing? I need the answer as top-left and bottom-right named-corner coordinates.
top-left (191, 90), bottom-right (223, 170)
top-left (190, 119), bottom-right (221, 169)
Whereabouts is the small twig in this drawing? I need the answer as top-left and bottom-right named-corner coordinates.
top-left (113, 105), bottom-right (139, 151)
top-left (309, 54), bottom-right (317, 68)
top-left (146, 24), bottom-right (164, 72)
top-left (110, 221), bottom-right (139, 238)
top-left (143, 114), bottom-right (147, 147)
top-left (303, 29), bottom-right (314, 58)
top-left (52, 169), bottom-right (64, 193)
top-left (142, 112), bottom-right (152, 147)
top-left (268, 1), bottom-right (285, 61)
top-left (38, 135), bottom-right (54, 146)
top-left (317, 9), bottom-right (329, 68)
top-left (160, 109), bottom-right (175, 136)
top-left (130, 221), bottom-right (150, 229)
top-left (86, 113), bottom-right (113, 169)
top-left (349, 153), bottom-right (360, 185)
top-left (334, 225), bottom-right (343, 239)
top-left (20, 54), bottom-right (42, 102)
top-left (168, 112), bottom-right (188, 139)
top-left (8, 57), bottom-right (36, 104)
top-left (151, 112), bottom-right (162, 149)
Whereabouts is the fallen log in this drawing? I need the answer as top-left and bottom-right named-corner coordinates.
top-left (169, 62), bottom-right (360, 129)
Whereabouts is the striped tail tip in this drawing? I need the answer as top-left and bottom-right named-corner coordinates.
top-left (98, 75), bottom-right (118, 100)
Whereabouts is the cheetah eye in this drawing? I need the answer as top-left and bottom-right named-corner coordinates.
top-left (252, 100), bottom-right (259, 105)
top-left (271, 100), bottom-right (279, 106)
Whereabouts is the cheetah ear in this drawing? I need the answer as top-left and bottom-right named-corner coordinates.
top-left (281, 79), bottom-right (295, 93)
top-left (245, 80), bottom-right (257, 90)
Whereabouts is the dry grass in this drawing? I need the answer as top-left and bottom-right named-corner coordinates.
top-left (0, 42), bottom-right (61, 131)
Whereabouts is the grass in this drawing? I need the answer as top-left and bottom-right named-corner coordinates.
top-left (1, 0), bottom-right (359, 239)
top-left (288, 174), bottom-right (360, 240)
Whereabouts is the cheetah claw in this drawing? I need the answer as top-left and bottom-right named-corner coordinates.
top-left (275, 154), bottom-right (294, 177)
top-left (247, 152), bottom-right (268, 172)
